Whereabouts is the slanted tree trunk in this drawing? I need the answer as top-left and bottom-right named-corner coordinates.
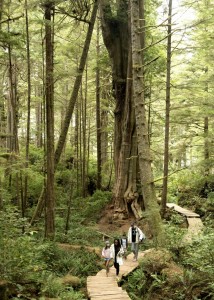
top-left (130, 0), bottom-right (165, 244)
top-left (100, 0), bottom-right (142, 220)
top-left (161, 0), bottom-right (172, 217)
top-left (54, 1), bottom-right (98, 166)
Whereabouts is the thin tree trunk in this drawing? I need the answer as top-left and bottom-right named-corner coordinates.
top-left (23, 0), bottom-right (31, 217)
top-left (65, 182), bottom-right (73, 234)
top-left (82, 65), bottom-right (87, 197)
top-left (75, 101), bottom-right (80, 195)
top-left (7, 43), bottom-right (19, 153)
top-left (0, 0), bottom-right (6, 151)
top-left (44, 2), bottom-right (55, 239)
top-left (96, 19), bottom-right (102, 189)
top-left (79, 84), bottom-right (83, 193)
top-left (161, 0), bottom-right (172, 217)
top-left (35, 86), bottom-right (43, 148)
top-left (130, 0), bottom-right (165, 245)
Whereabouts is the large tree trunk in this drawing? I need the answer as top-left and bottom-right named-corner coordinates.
top-left (100, 0), bottom-right (142, 220)
top-left (130, 0), bottom-right (165, 244)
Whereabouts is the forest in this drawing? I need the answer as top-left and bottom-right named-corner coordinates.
top-left (0, 0), bottom-right (213, 299)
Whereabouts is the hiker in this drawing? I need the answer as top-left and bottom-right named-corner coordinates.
top-left (110, 238), bottom-right (124, 280)
top-left (102, 241), bottom-right (112, 276)
top-left (127, 221), bottom-right (145, 261)
top-left (120, 232), bottom-right (128, 259)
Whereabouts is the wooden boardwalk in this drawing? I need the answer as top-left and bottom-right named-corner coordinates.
top-left (166, 203), bottom-right (200, 217)
top-left (166, 202), bottom-right (203, 241)
top-left (87, 204), bottom-right (203, 299)
top-left (87, 252), bottom-right (146, 300)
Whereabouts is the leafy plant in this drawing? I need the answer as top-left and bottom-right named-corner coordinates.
top-left (126, 268), bottom-right (147, 299)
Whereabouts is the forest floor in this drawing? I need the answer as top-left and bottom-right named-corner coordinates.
top-left (97, 204), bottom-right (131, 235)
top-left (96, 203), bottom-right (153, 240)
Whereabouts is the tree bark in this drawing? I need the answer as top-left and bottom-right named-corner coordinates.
top-left (96, 19), bottom-right (102, 189)
top-left (23, 0), bottom-right (31, 217)
top-left (100, 0), bottom-right (143, 220)
top-left (161, 0), bottom-right (172, 217)
top-left (44, 1), bottom-right (55, 239)
top-left (130, 0), bottom-right (165, 244)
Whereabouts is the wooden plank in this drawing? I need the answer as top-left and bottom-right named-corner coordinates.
top-left (91, 296), bottom-right (130, 300)
top-left (91, 295), bottom-right (130, 300)
top-left (88, 284), bottom-right (118, 289)
top-left (87, 277), bottom-right (116, 282)
top-left (89, 290), bottom-right (125, 296)
top-left (166, 203), bottom-right (200, 217)
top-left (89, 292), bottom-right (129, 298)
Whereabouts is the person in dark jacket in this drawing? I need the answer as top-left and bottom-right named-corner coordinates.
top-left (110, 238), bottom-right (124, 280)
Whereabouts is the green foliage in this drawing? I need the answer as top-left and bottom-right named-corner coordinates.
top-left (0, 234), bottom-right (46, 282)
top-left (80, 190), bottom-right (112, 222)
top-left (181, 229), bottom-right (214, 278)
top-left (55, 169), bottom-right (73, 187)
top-left (37, 242), bottom-right (99, 277)
top-left (125, 268), bottom-right (147, 299)
top-left (163, 223), bottom-right (186, 254)
top-left (59, 225), bottom-right (104, 247)
top-left (169, 169), bottom-right (204, 198)
top-left (0, 217), bottom-right (99, 298)
top-left (26, 145), bottom-right (44, 167)
top-left (38, 271), bottom-right (86, 299)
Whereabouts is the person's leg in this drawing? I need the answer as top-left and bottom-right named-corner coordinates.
top-left (124, 248), bottom-right (127, 259)
top-left (131, 242), bottom-right (136, 256)
top-left (131, 243), bottom-right (137, 260)
top-left (135, 243), bottom-right (139, 260)
top-left (114, 262), bottom-right (120, 276)
top-left (106, 259), bottom-right (110, 274)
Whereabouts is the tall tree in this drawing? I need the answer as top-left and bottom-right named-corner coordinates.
top-left (44, 1), bottom-right (55, 239)
top-left (130, 0), bottom-right (165, 244)
top-left (99, 0), bottom-right (165, 234)
top-left (96, 18), bottom-right (102, 189)
top-left (100, 0), bottom-right (142, 220)
top-left (23, 0), bottom-right (31, 218)
top-left (161, 0), bottom-right (172, 217)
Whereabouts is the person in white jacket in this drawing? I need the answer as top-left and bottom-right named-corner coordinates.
top-left (127, 221), bottom-right (145, 261)
top-left (110, 238), bottom-right (124, 280)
